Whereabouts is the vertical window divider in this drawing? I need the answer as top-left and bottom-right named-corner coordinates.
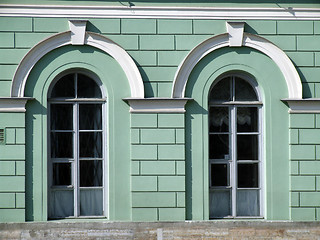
top-left (231, 105), bottom-right (236, 217)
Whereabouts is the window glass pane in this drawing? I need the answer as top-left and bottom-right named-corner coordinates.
top-left (80, 160), bottom-right (102, 187)
top-left (51, 132), bottom-right (73, 158)
top-left (237, 135), bottom-right (258, 160)
top-left (209, 77), bottom-right (231, 102)
top-left (53, 163), bottom-right (72, 186)
top-left (209, 107), bottom-right (229, 132)
top-left (80, 189), bottom-right (103, 216)
top-left (50, 104), bottom-right (73, 130)
top-left (211, 164), bottom-right (228, 187)
top-left (237, 190), bottom-right (259, 216)
top-left (238, 163), bottom-right (259, 188)
top-left (237, 107), bottom-right (258, 132)
top-left (79, 132), bottom-right (102, 158)
top-left (51, 74), bottom-right (75, 98)
top-left (209, 134), bottom-right (229, 159)
top-left (49, 190), bottom-right (74, 218)
top-left (79, 104), bottom-right (102, 130)
top-left (235, 77), bottom-right (258, 101)
top-left (77, 74), bottom-right (102, 98)
top-left (209, 190), bottom-right (231, 218)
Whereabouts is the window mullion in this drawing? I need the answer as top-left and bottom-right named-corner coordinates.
top-left (231, 105), bottom-right (237, 217)
top-left (73, 102), bottom-right (80, 217)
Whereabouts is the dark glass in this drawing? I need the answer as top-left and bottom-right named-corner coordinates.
top-left (237, 107), bottom-right (258, 132)
top-left (53, 163), bottom-right (72, 185)
top-left (237, 135), bottom-right (258, 160)
top-left (80, 189), bottom-right (103, 216)
top-left (209, 77), bottom-right (231, 102)
top-left (79, 104), bottom-right (102, 130)
top-left (235, 77), bottom-right (258, 101)
top-left (237, 163), bottom-right (259, 188)
top-left (209, 134), bottom-right (229, 159)
top-left (209, 190), bottom-right (231, 218)
top-left (211, 164), bottom-right (228, 187)
top-left (50, 104), bottom-right (73, 130)
top-left (79, 132), bottom-right (102, 158)
top-left (209, 107), bottom-right (229, 132)
top-left (51, 74), bottom-right (75, 98)
top-left (77, 74), bottom-right (102, 98)
top-left (236, 190), bottom-right (259, 216)
top-left (80, 160), bottom-right (102, 187)
top-left (51, 132), bottom-right (73, 158)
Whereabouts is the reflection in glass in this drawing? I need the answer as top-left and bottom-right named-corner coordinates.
top-left (77, 74), bottom-right (102, 98)
top-left (237, 107), bottom-right (258, 132)
top-left (79, 104), bottom-right (102, 130)
top-left (235, 77), bottom-right (258, 101)
top-left (209, 77), bottom-right (231, 102)
top-left (238, 163), bottom-right (259, 188)
top-left (80, 160), bottom-right (103, 187)
top-left (53, 163), bottom-right (72, 186)
top-left (237, 190), bottom-right (259, 216)
top-left (237, 135), bottom-right (258, 160)
top-left (211, 164), bottom-right (228, 187)
top-left (209, 107), bottom-right (229, 132)
top-left (80, 189), bottom-right (103, 216)
top-left (79, 132), bottom-right (102, 158)
top-left (51, 132), bottom-right (73, 158)
top-left (51, 104), bottom-right (73, 130)
top-left (209, 134), bottom-right (229, 159)
top-left (209, 190), bottom-right (231, 218)
top-left (50, 74), bottom-right (75, 98)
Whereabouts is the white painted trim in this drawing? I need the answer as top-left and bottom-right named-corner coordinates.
top-left (172, 33), bottom-right (302, 99)
top-left (69, 20), bottom-right (87, 45)
top-left (0, 97), bottom-right (33, 112)
top-left (124, 98), bottom-right (192, 113)
top-left (282, 99), bottom-right (320, 113)
top-left (11, 31), bottom-right (144, 98)
top-left (226, 22), bottom-right (245, 47)
top-left (0, 4), bottom-right (320, 20)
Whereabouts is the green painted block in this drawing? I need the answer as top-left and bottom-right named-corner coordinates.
top-left (176, 129), bottom-right (185, 144)
top-left (316, 145), bottom-right (320, 160)
top-left (158, 114), bottom-right (184, 128)
top-left (141, 161), bottom-right (175, 175)
top-left (5, 128), bottom-right (15, 144)
top-left (176, 161), bottom-right (185, 175)
top-left (131, 113), bottom-right (157, 128)
top-left (157, 51), bottom-right (188, 66)
top-left (15, 33), bottom-right (53, 48)
top-left (0, 81), bottom-right (12, 97)
top-left (128, 51), bottom-right (157, 66)
top-left (158, 176), bottom-right (185, 191)
top-left (140, 35), bottom-right (174, 50)
top-left (315, 21), bottom-right (320, 34)
top-left (317, 177), bottom-right (320, 191)
top-left (298, 36), bottom-right (320, 51)
top-left (291, 176), bottom-right (315, 191)
top-left (290, 129), bottom-right (299, 144)
top-left (290, 161), bottom-right (299, 175)
top-left (300, 161), bottom-right (320, 175)
top-left (290, 114), bottom-right (314, 128)
top-left (0, 145), bottom-right (25, 160)
top-left (300, 192), bottom-right (320, 206)
top-left (132, 176), bottom-right (157, 191)
top-left (0, 17), bottom-right (32, 32)
top-left (131, 145), bottom-right (157, 160)
top-left (15, 128), bottom-right (25, 144)
top-left (245, 20), bottom-right (276, 34)
top-left (0, 209), bottom-right (25, 222)
top-left (287, 52), bottom-right (314, 67)
top-left (131, 161), bottom-right (140, 175)
top-left (291, 145), bottom-right (315, 160)
top-left (0, 193), bottom-right (15, 208)
top-left (157, 19), bottom-right (192, 34)
top-left (0, 161), bottom-right (15, 175)
top-left (141, 129), bottom-right (175, 144)
top-left (157, 82), bottom-right (172, 98)
top-left (122, 19), bottom-right (156, 34)
top-left (177, 192), bottom-right (185, 207)
top-left (158, 145), bottom-right (185, 160)
top-left (132, 208), bottom-right (158, 221)
top-left (33, 18), bottom-right (68, 32)
top-left (291, 208), bottom-right (315, 221)
top-left (0, 33), bottom-right (14, 48)
top-left (144, 82), bottom-right (158, 97)
top-left (16, 193), bottom-right (25, 208)
top-left (263, 35), bottom-right (296, 51)
top-left (193, 20), bottom-right (225, 34)
top-left (0, 113), bottom-right (25, 128)
top-left (0, 65), bottom-right (17, 80)
top-left (299, 129), bottom-right (320, 144)
top-left (303, 82), bottom-right (315, 98)
top-left (16, 161), bottom-right (25, 176)
top-left (314, 84), bottom-right (320, 98)
top-left (132, 192), bottom-right (176, 207)
top-left (0, 176), bottom-right (24, 192)
top-left (140, 66), bottom-right (176, 82)
top-left (277, 21), bottom-right (313, 34)
top-left (176, 35), bottom-right (211, 50)
top-left (158, 208), bottom-right (185, 221)
top-left (131, 129), bottom-right (140, 144)
top-left (290, 192), bottom-right (299, 207)
top-left (315, 53), bottom-right (320, 67)
top-left (88, 19), bottom-right (120, 34)
top-left (299, 67), bottom-right (320, 83)
top-left (106, 35), bottom-right (139, 50)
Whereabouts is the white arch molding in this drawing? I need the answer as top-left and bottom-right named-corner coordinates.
top-left (172, 32), bottom-right (302, 99)
top-left (11, 30), bottom-right (144, 98)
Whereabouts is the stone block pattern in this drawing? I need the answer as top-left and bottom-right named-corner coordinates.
top-left (289, 113), bottom-right (320, 221)
top-left (131, 113), bottom-right (185, 221)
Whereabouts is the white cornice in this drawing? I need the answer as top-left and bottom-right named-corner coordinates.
top-left (282, 99), bottom-right (320, 113)
top-left (0, 4), bottom-right (320, 19)
top-left (0, 97), bottom-right (33, 112)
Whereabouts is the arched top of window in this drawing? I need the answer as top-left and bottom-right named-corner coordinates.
top-left (49, 72), bottom-right (102, 99)
top-left (209, 75), bottom-right (259, 103)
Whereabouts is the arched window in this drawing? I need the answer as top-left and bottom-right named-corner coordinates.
top-left (48, 72), bottom-right (106, 219)
top-left (208, 74), bottom-right (262, 218)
